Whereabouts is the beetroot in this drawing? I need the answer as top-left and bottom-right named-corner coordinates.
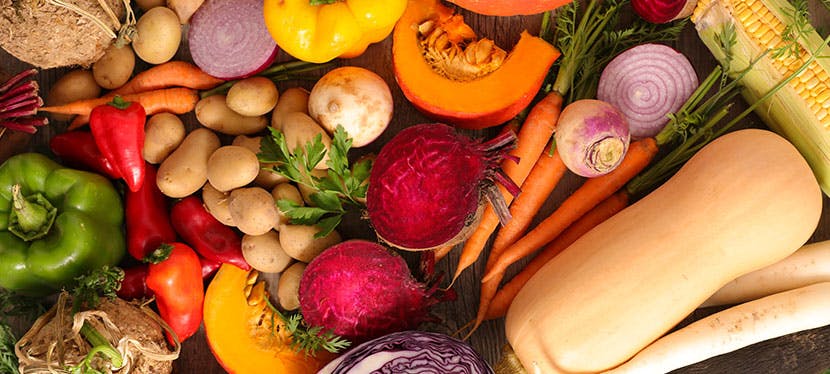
top-left (298, 240), bottom-right (447, 343)
top-left (366, 123), bottom-right (519, 250)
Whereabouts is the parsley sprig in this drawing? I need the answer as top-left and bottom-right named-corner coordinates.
top-left (265, 299), bottom-right (350, 356)
top-left (259, 125), bottom-right (372, 237)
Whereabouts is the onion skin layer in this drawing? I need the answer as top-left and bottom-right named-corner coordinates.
top-left (555, 99), bottom-right (630, 178)
top-left (598, 43), bottom-right (698, 139)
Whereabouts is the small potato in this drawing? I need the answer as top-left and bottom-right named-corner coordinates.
top-left (278, 224), bottom-right (341, 263)
top-left (143, 113), bottom-right (186, 164)
top-left (202, 183), bottom-right (235, 226)
top-left (229, 187), bottom-right (279, 236)
top-left (278, 262), bottom-right (306, 311)
top-left (226, 77), bottom-right (279, 116)
top-left (297, 169), bottom-right (329, 206)
top-left (232, 135), bottom-right (288, 188)
top-left (242, 230), bottom-right (292, 273)
top-left (133, 6), bottom-right (182, 64)
top-left (308, 66), bottom-right (393, 147)
top-left (282, 112), bottom-right (331, 170)
top-left (47, 69), bottom-right (101, 122)
top-left (92, 44), bottom-right (135, 89)
top-left (157, 128), bottom-right (220, 198)
top-left (271, 87), bottom-right (310, 131)
top-left (195, 95), bottom-right (268, 135)
top-left (271, 183), bottom-right (303, 229)
top-left (135, 0), bottom-right (165, 11)
top-left (207, 146), bottom-right (259, 192)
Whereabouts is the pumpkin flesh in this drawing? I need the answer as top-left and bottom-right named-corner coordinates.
top-left (203, 264), bottom-right (332, 373)
top-left (392, 0), bottom-right (560, 129)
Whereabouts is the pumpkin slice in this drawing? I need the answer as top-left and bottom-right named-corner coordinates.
top-left (392, 0), bottom-right (560, 129)
top-left (448, 0), bottom-right (571, 16)
top-left (204, 264), bottom-right (332, 373)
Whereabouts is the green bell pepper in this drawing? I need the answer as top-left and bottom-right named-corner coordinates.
top-left (0, 153), bottom-right (125, 296)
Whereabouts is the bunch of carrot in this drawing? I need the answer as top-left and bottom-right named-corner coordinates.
top-left (39, 61), bottom-right (224, 129)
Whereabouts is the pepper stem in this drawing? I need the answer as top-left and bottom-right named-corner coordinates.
top-left (9, 184), bottom-right (57, 241)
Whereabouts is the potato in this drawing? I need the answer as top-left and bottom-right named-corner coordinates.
top-left (282, 112), bottom-right (331, 170)
top-left (143, 113), bottom-right (186, 164)
top-left (278, 223), bottom-right (341, 263)
top-left (271, 87), bottom-right (309, 130)
top-left (271, 183), bottom-right (303, 229)
top-left (226, 77), bottom-right (279, 117)
top-left (133, 6), bottom-right (182, 64)
top-left (202, 183), bottom-right (235, 226)
top-left (232, 135), bottom-right (288, 188)
top-left (92, 44), bottom-right (135, 89)
top-left (229, 187), bottom-right (279, 236)
top-left (157, 128), bottom-right (220, 198)
top-left (206, 146), bottom-right (259, 192)
top-left (47, 69), bottom-right (101, 122)
top-left (167, 0), bottom-right (205, 24)
top-left (297, 169), bottom-right (329, 206)
top-left (195, 95), bottom-right (268, 135)
top-left (242, 230), bottom-right (292, 273)
top-left (308, 66), bottom-right (393, 147)
top-left (135, 0), bottom-right (165, 11)
top-left (278, 262), bottom-right (306, 311)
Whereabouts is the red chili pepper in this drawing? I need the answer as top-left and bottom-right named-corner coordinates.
top-left (146, 243), bottom-right (204, 344)
top-left (49, 131), bottom-right (121, 179)
top-left (200, 256), bottom-right (222, 279)
top-left (126, 163), bottom-right (176, 261)
top-left (89, 96), bottom-right (146, 192)
top-left (170, 196), bottom-right (251, 270)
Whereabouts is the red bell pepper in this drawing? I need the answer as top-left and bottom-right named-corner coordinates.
top-left (49, 131), bottom-right (121, 179)
top-left (146, 243), bottom-right (204, 344)
top-left (126, 163), bottom-right (177, 261)
top-left (170, 196), bottom-right (250, 270)
top-left (89, 96), bottom-right (146, 192)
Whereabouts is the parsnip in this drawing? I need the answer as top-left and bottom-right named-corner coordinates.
top-left (607, 282), bottom-right (830, 374)
top-left (702, 240), bottom-right (830, 307)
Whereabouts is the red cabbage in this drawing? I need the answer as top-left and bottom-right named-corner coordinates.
top-left (318, 331), bottom-right (494, 374)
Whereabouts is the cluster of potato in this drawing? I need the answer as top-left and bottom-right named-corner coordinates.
top-left (146, 83), bottom-right (347, 311)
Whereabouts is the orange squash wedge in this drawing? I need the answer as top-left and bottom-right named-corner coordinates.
top-left (203, 264), bottom-right (333, 374)
top-left (448, 0), bottom-right (571, 16)
top-left (392, 0), bottom-right (560, 129)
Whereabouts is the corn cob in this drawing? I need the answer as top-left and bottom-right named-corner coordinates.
top-left (692, 0), bottom-right (830, 195)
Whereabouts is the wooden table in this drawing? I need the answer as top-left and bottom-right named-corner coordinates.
top-left (3, 3), bottom-right (830, 373)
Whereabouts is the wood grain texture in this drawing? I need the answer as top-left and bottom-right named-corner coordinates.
top-left (3, 3), bottom-right (830, 373)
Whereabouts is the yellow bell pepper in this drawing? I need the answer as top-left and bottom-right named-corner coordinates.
top-left (264, 0), bottom-right (406, 63)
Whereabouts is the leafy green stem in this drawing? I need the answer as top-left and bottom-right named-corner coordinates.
top-left (200, 61), bottom-right (334, 99)
top-left (69, 323), bottom-right (124, 374)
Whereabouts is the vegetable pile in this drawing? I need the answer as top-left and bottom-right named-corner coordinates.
top-left (2, 0), bottom-right (830, 372)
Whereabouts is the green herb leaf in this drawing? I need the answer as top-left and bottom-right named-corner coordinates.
top-left (265, 300), bottom-right (350, 356)
top-left (259, 126), bottom-right (369, 233)
top-left (72, 266), bottom-right (124, 312)
top-left (0, 323), bottom-right (19, 374)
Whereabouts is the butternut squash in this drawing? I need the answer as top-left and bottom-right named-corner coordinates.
top-left (504, 129), bottom-right (822, 373)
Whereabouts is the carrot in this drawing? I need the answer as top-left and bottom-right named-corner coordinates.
top-left (483, 190), bottom-right (629, 321)
top-left (434, 244), bottom-right (455, 263)
top-left (39, 88), bottom-right (200, 130)
top-left (480, 137), bottom-right (658, 284)
top-left (488, 143), bottom-right (567, 258)
top-left (607, 282), bottom-right (830, 374)
top-left (450, 92), bottom-right (563, 285)
top-left (112, 61), bottom-right (225, 96)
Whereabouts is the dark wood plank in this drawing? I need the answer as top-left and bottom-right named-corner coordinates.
top-left (2, 3), bottom-right (830, 373)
